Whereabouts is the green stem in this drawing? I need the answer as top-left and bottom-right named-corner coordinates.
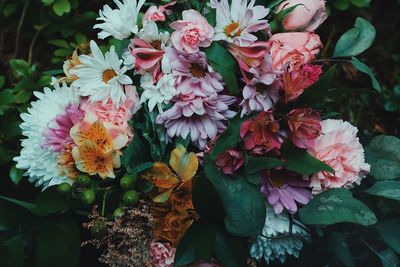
top-left (15, 0), bottom-right (30, 57)
top-left (101, 190), bottom-right (110, 216)
top-left (28, 27), bottom-right (44, 65)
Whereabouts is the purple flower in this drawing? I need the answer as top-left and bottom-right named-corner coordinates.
top-left (42, 104), bottom-right (84, 152)
top-left (261, 170), bottom-right (311, 214)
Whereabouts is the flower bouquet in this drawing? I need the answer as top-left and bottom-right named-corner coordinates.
top-left (10, 0), bottom-right (395, 266)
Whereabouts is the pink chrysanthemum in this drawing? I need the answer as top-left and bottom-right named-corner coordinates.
top-left (43, 103), bottom-right (84, 153)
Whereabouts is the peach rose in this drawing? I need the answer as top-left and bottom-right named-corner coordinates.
top-left (170, 9), bottom-right (214, 53)
top-left (308, 119), bottom-right (370, 194)
top-left (267, 32), bottom-right (323, 71)
top-left (277, 0), bottom-right (327, 31)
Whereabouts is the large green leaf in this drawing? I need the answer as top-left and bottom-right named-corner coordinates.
top-left (203, 157), bottom-right (266, 236)
top-left (214, 228), bottom-right (248, 267)
top-left (377, 218), bottom-right (400, 254)
top-left (53, 0), bottom-right (71, 16)
top-left (36, 186), bottom-right (71, 214)
top-left (379, 249), bottom-right (399, 267)
top-left (299, 188), bottom-right (377, 226)
top-left (0, 235), bottom-right (24, 267)
top-left (204, 42), bottom-right (239, 95)
top-left (192, 176), bottom-right (224, 221)
top-left (366, 180), bottom-right (400, 201)
top-left (121, 130), bottom-right (149, 174)
top-left (365, 135), bottom-right (400, 180)
top-left (174, 220), bottom-right (218, 267)
top-left (36, 216), bottom-right (80, 267)
top-left (245, 156), bottom-right (284, 175)
top-left (327, 232), bottom-right (355, 267)
top-left (209, 116), bottom-right (244, 160)
top-left (333, 17), bottom-right (376, 57)
top-left (351, 57), bottom-right (381, 92)
top-left (281, 143), bottom-right (334, 176)
top-left (0, 196), bottom-right (45, 216)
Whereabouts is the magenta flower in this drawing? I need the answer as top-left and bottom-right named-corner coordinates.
top-left (42, 103), bottom-right (84, 153)
top-left (215, 148), bottom-right (245, 175)
top-left (261, 170), bottom-right (311, 214)
top-left (287, 108), bottom-right (321, 149)
top-left (150, 241), bottom-right (176, 267)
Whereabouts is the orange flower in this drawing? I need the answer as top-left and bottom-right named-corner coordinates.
top-left (57, 144), bottom-right (79, 180)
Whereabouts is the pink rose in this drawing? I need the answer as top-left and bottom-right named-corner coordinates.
top-left (149, 241), bottom-right (176, 267)
top-left (267, 32), bottom-right (323, 70)
top-left (170, 10), bottom-right (214, 53)
top-left (277, 0), bottom-right (327, 31)
top-left (143, 1), bottom-right (176, 22)
top-left (287, 108), bottom-right (321, 149)
top-left (215, 148), bottom-right (245, 175)
top-left (308, 119), bottom-right (370, 194)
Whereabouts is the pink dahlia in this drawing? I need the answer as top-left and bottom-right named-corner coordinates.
top-left (149, 241), bottom-right (176, 267)
top-left (165, 47), bottom-right (224, 96)
top-left (157, 94), bottom-right (236, 148)
top-left (239, 53), bottom-right (280, 116)
top-left (261, 170), bottom-right (311, 214)
top-left (215, 148), bottom-right (245, 175)
top-left (308, 120), bottom-right (371, 194)
top-left (43, 103), bottom-right (84, 153)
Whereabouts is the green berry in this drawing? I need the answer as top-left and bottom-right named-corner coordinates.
top-left (81, 189), bottom-right (96, 205)
top-left (120, 174), bottom-right (137, 190)
top-left (122, 190), bottom-right (140, 206)
top-left (77, 174), bottom-right (91, 187)
top-left (113, 208), bottom-right (124, 218)
top-left (57, 183), bottom-right (72, 196)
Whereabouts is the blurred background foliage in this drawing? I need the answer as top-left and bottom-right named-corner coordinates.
top-left (0, 0), bottom-right (399, 266)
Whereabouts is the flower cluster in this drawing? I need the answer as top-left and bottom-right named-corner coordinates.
top-left (14, 0), bottom-right (373, 266)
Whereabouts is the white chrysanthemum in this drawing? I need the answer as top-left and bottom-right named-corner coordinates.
top-left (137, 20), bottom-right (170, 46)
top-left (71, 41), bottom-right (133, 106)
top-left (14, 80), bottom-right (81, 189)
top-left (140, 73), bottom-right (177, 113)
top-left (94, 0), bottom-right (146, 40)
top-left (250, 205), bottom-right (311, 264)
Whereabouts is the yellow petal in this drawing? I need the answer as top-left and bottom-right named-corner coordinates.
top-left (152, 189), bottom-right (173, 203)
top-left (169, 145), bottom-right (198, 182)
top-left (141, 162), bottom-right (180, 189)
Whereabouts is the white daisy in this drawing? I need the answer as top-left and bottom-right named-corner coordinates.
top-left (137, 20), bottom-right (170, 46)
top-left (250, 204), bottom-right (311, 264)
top-left (14, 80), bottom-right (81, 189)
top-left (94, 0), bottom-right (146, 40)
top-left (209, 0), bottom-right (270, 45)
top-left (140, 73), bottom-right (177, 113)
top-left (71, 41), bottom-right (133, 106)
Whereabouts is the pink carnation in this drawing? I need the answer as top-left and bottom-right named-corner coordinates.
top-left (80, 85), bottom-right (139, 141)
top-left (170, 10), bottom-right (214, 53)
top-left (267, 32), bottom-right (323, 71)
top-left (150, 241), bottom-right (176, 267)
top-left (308, 119), bottom-right (370, 194)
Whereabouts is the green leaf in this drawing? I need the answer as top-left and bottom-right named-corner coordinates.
top-left (0, 76), bottom-right (5, 88)
top-left (0, 235), bottom-right (24, 267)
top-left (281, 143), bottom-right (334, 176)
top-left (366, 181), bottom-right (400, 201)
top-left (379, 249), bottom-right (399, 267)
top-left (36, 186), bottom-right (71, 214)
top-left (204, 42), bottom-right (239, 95)
top-left (333, 17), bottom-right (376, 57)
top-left (53, 0), bottom-right (71, 16)
top-left (204, 157), bottom-right (265, 236)
top-left (36, 216), bottom-right (80, 267)
top-left (209, 116), bottom-right (244, 160)
top-left (266, 0), bottom-right (285, 9)
top-left (9, 59), bottom-right (30, 77)
top-left (0, 89), bottom-right (16, 106)
top-left (122, 130), bottom-right (149, 174)
top-left (327, 232), bottom-right (355, 267)
top-left (299, 65), bottom-right (337, 103)
top-left (192, 176), bottom-right (224, 221)
top-left (245, 156), bottom-right (284, 175)
top-left (48, 39), bottom-right (71, 49)
top-left (332, 0), bottom-right (350, 10)
top-left (41, 0), bottom-right (55, 6)
top-left (9, 165), bottom-right (23, 186)
top-left (299, 188), bottom-right (377, 226)
top-left (0, 196), bottom-right (45, 216)
top-left (351, 57), bottom-right (381, 92)
top-left (365, 135), bottom-right (400, 180)
top-left (174, 220), bottom-right (218, 266)
top-left (350, 0), bottom-right (371, 7)
top-left (377, 218), bottom-right (400, 254)
top-left (214, 228), bottom-right (248, 267)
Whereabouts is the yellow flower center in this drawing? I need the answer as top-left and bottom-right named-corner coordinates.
top-left (102, 69), bottom-right (117, 83)
top-left (224, 22), bottom-right (242, 37)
